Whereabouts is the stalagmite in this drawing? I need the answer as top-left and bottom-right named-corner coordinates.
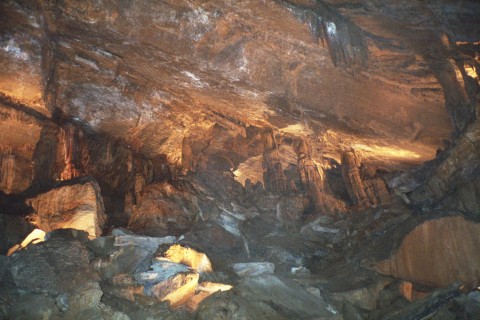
top-left (341, 150), bottom-right (370, 207)
top-left (60, 123), bottom-right (83, 181)
top-left (262, 129), bottom-right (287, 193)
top-left (294, 139), bottom-right (345, 213)
top-left (0, 154), bottom-right (15, 194)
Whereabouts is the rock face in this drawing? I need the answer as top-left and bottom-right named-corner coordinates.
top-left (26, 178), bottom-right (107, 239)
top-left (0, 100), bottom-right (44, 194)
top-left (127, 182), bottom-right (202, 236)
top-left (376, 216), bottom-right (480, 288)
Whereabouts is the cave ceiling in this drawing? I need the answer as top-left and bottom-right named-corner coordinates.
top-left (1, 0), bottom-right (479, 181)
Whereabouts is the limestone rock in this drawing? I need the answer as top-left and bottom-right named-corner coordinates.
top-left (0, 102), bottom-right (44, 194)
top-left (26, 178), bottom-right (107, 239)
top-left (185, 282), bottom-right (233, 311)
top-left (330, 277), bottom-right (391, 311)
top-left (342, 150), bottom-right (370, 207)
top-left (262, 129), bottom-right (287, 194)
top-left (294, 138), bottom-right (346, 214)
top-left (162, 244), bottom-right (213, 274)
top-left (231, 262), bottom-right (275, 278)
top-left (6, 293), bottom-right (62, 320)
top-left (6, 233), bottom-right (103, 316)
top-left (276, 194), bottom-right (309, 223)
top-left (409, 119), bottom-right (480, 210)
top-left (382, 283), bottom-right (462, 320)
top-left (128, 182), bottom-right (200, 236)
top-left (134, 259), bottom-right (199, 307)
top-left (196, 274), bottom-right (340, 319)
top-left (0, 255), bottom-right (7, 281)
top-left (376, 216), bottom-right (480, 288)
top-left (92, 233), bottom-right (175, 279)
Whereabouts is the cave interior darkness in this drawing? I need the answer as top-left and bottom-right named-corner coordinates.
top-left (0, 0), bottom-right (480, 319)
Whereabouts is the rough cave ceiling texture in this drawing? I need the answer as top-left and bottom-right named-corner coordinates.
top-left (0, 0), bottom-right (479, 181)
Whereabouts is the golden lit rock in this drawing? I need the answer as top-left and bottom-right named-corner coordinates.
top-left (163, 244), bottom-right (213, 274)
top-left (26, 179), bottom-right (107, 239)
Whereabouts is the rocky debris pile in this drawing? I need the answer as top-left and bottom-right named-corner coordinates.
top-left (0, 228), bottom-right (232, 319)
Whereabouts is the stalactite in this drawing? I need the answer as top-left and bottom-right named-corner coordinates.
top-left (0, 154), bottom-right (16, 194)
top-left (341, 149), bottom-right (370, 208)
top-left (274, 0), bottom-right (368, 70)
top-left (262, 129), bottom-right (287, 193)
top-left (60, 122), bottom-right (83, 181)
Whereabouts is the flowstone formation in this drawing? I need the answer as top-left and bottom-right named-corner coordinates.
top-left (1, 0), bottom-right (480, 319)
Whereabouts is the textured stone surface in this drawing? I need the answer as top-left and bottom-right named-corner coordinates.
top-left (376, 216), bottom-right (480, 288)
top-left (196, 274), bottom-right (340, 319)
top-left (231, 262), bottom-right (275, 278)
top-left (128, 182), bottom-right (202, 236)
top-left (26, 178), bottom-right (107, 239)
top-left (162, 244), bottom-right (213, 274)
top-left (2, 0), bottom-right (473, 174)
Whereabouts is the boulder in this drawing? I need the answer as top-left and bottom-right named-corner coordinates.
top-left (6, 232), bottom-right (103, 317)
top-left (376, 215), bottom-right (480, 288)
top-left (26, 178), bottom-right (107, 239)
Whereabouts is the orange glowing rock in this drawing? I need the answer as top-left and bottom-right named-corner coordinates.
top-left (376, 216), bottom-right (480, 288)
top-left (186, 282), bottom-right (233, 311)
top-left (163, 244), bottom-right (213, 273)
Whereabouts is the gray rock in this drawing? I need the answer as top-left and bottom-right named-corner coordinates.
top-left (330, 277), bottom-right (391, 310)
top-left (197, 274), bottom-right (341, 319)
top-left (231, 262), bottom-right (275, 278)
top-left (93, 234), bottom-right (175, 279)
top-left (0, 255), bottom-right (7, 281)
top-left (7, 293), bottom-right (61, 320)
top-left (8, 236), bottom-right (98, 294)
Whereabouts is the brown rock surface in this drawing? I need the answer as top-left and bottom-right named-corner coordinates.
top-left (26, 178), bottom-right (107, 239)
top-left (127, 182), bottom-right (201, 236)
top-left (376, 216), bottom-right (480, 288)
